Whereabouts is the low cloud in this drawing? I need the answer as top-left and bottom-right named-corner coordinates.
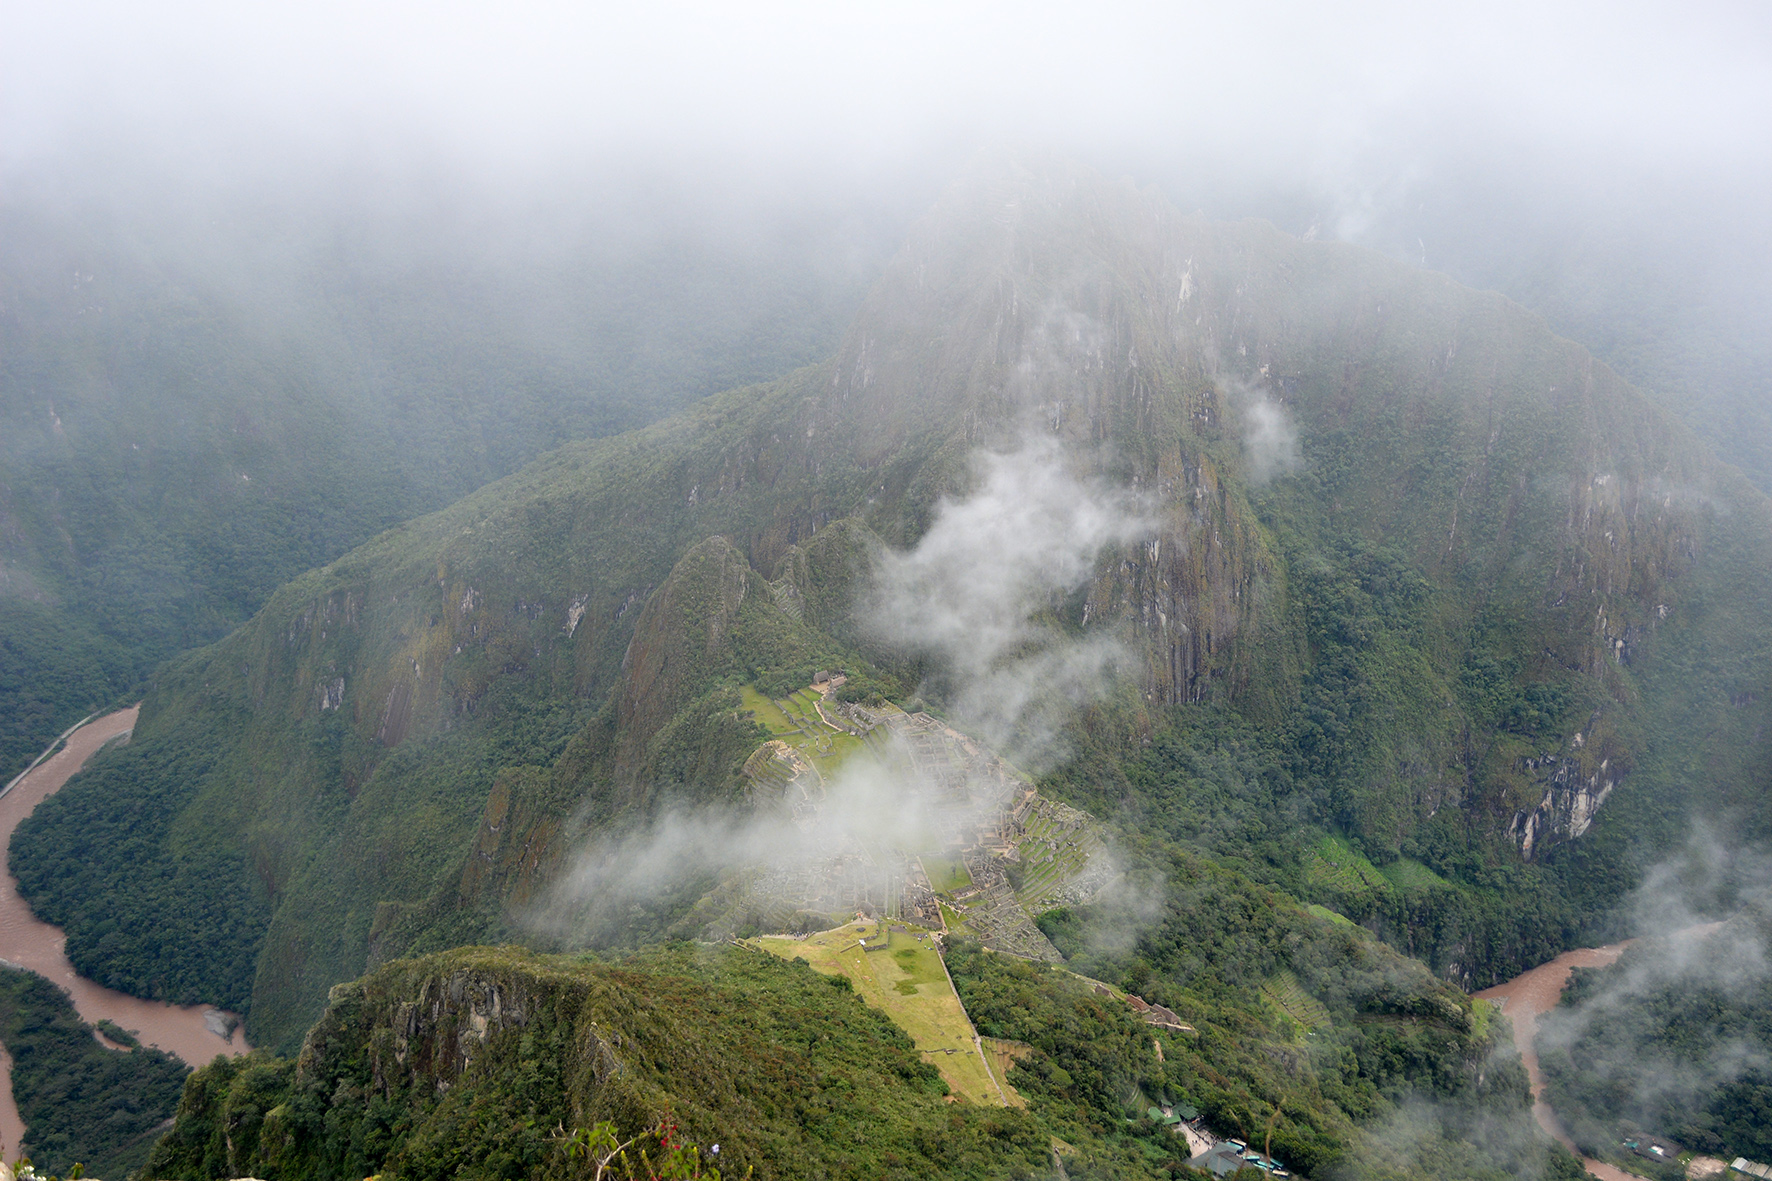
top-left (1532, 828), bottom-right (1772, 1154)
top-left (530, 752), bottom-right (935, 943)
top-left (536, 434), bottom-right (1152, 944)
top-left (1240, 394), bottom-right (1301, 486)
top-left (1348, 1093), bottom-right (1573, 1181)
top-left (864, 435), bottom-right (1153, 769)
top-left (530, 729), bottom-right (1060, 946)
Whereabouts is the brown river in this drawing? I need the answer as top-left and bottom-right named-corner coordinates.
top-left (1476, 922), bottom-right (1726, 1181)
top-left (1476, 943), bottom-right (1642, 1181)
top-left (0, 708), bottom-right (249, 1159)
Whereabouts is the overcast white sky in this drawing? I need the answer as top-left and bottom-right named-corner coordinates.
top-left (4, 0), bottom-right (1768, 190)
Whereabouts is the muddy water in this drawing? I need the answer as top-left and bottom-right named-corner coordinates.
top-left (0, 708), bottom-right (250, 1158)
top-left (1476, 922), bottom-right (1724, 1181)
top-left (1476, 943), bottom-right (1640, 1181)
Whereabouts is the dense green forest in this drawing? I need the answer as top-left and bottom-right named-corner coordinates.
top-left (1041, 543), bottom-right (1597, 992)
top-left (10, 723), bottom-right (272, 1011)
top-left (950, 931), bottom-right (1585, 1180)
top-left (1539, 906), bottom-right (1772, 1169)
top-left (146, 946), bottom-right (1055, 1181)
top-left (0, 966), bottom-right (189, 1178)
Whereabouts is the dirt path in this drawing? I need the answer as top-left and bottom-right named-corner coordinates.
top-left (0, 708), bottom-right (251, 1158)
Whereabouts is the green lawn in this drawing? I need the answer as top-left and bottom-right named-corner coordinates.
top-left (922, 854), bottom-right (973, 894)
top-left (754, 923), bottom-right (1017, 1106)
top-left (1378, 857), bottom-right (1452, 895)
top-left (741, 683), bottom-right (869, 782)
top-left (939, 901), bottom-right (972, 935)
top-left (740, 685), bottom-right (799, 735)
top-left (1305, 834), bottom-right (1392, 900)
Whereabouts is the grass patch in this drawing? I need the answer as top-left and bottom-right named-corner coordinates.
top-left (1378, 857), bottom-right (1451, 895)
top-left (939, 901), bottom-right (972, 935)
top-left (740, 686), bottom-right (797, 735)
top-left (754, 923), bottom-right (1010, 1106)
top-left (1306, 903), bottom-right (1359, 929)
top-left (923, 855), bottom-right (973, 894)
top-left (1305, 835), bottom-right (1393, 903)
top-left (1471, 997), bottom-right (1494, 1041)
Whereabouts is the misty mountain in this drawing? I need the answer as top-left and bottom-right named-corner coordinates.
top-left (0, 185), bottom-right (891, 779)
top-left (18, 157), bottom-right (1770, 1039)
top-left (8, 146), bottom-right (1769, 811)
top-left (1356, 166), bottom-right (1772, 500)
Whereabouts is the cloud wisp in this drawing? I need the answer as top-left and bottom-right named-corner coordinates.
top-left (1531, 829), bottom-right (1772, 1153)
top-left (533, 434), bottom-right (1151, 946)
top-left (530, 751), bottom-right (945, 944)
top-left (1240, 394), bottom-right (1302, 486)
top-left (864, 435), bottom-right (1153, 769)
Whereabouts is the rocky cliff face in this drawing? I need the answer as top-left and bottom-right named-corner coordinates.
top-left (1510, 752), bottom-right (1617, 858)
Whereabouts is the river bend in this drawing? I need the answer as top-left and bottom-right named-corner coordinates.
top-left (0, 708), bottom-right (249, 1158)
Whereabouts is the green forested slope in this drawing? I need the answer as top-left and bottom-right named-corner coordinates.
top-left (0, 197), bottom-right (878, 780)
top-left (953, 852), bottom-right (1578, 1181)
top-left (145, 945), bottom-right (1053, 1181)
top-left (18, 159), bottom-right (1772, 1095)
top-left (146, 939), bottom-right (1583, 1181)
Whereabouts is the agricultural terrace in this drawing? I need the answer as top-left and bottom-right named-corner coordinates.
top-left (1261, 969), bottom-right (1332, 1035)
top-left (1011, 798), bottom-right (1108, 912)
top-left (753, 922), bottom-right (1018, 1107)
top-left (740, 684), bottom-right (867, 782)
top-left (979, 1039), bottom-right (1032, 1108)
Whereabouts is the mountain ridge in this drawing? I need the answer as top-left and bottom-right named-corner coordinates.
top-left (15, 159), bottom-right (1772, 1062)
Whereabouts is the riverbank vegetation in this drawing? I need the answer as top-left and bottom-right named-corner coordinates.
top-left (0, 966), bottom-right (187, 1179)
top-left (9, 722), bottom-right (271, 1013)
top-left (1539, 906), bottom-right (1772, 1168)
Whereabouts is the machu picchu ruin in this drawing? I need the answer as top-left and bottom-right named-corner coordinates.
top-left (725, 677), bottom-right (1113, 960)
top-left (1006, 796), bottom-right (1118, 911)
top-left (949, 846), bottom-right (1063, 962)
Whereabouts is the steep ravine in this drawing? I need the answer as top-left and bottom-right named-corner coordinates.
top-left (21, 162), bottom-right (1772, 1053)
